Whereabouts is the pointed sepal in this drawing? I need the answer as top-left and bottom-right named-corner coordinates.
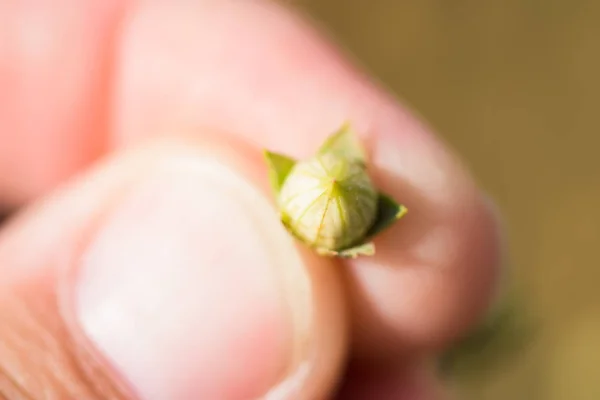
top-left (315, 248), bottom-right (338, 257)
top-left (338, 242), bottom-right (375, 258)
top-left (317, 122), bottom-right (367, 164)
top-left (263, 150), bottom-right (297, 194)
top-left (364, 193), bottom-right (408, 240)
top-left (314, 242), bottom-right (375, 258)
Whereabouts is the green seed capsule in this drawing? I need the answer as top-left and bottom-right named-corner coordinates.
top-left (277, 151), bottom-right (378, 252)
top-left (264, 123), bottom-right (407, 258)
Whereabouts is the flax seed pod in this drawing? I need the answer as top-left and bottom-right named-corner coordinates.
top-left (277, 151), bottom-right (378, 252)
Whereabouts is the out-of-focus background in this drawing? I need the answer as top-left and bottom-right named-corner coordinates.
top-left (296, 1), bottom-right (599, 399)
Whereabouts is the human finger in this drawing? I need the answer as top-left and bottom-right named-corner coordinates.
top-left (0, 0), bottom-right (125, 206)
top-left (0, 134), bottom-right (346, 399)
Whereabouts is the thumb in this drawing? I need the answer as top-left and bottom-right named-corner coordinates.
top-left (0, 135), bottom-right (347, 399)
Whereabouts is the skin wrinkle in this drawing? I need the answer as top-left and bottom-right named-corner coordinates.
top-left (0, 282), bottom-right (130, 400)
top-left (0, 364), bottom-right (34, 400)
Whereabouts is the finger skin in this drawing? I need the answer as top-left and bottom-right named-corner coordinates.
top-left (0, 136), bottom-right (348, 399)
top-left (0, 0), bottom-right (124, 206)
top-left (115, 0), bottom-right (503, 355)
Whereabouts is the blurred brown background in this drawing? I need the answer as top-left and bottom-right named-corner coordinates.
top-left (297, 1), bottom-right (600, 399)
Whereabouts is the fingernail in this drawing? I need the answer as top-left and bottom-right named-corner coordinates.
top-left (75, 156), bottom-right (310, 399)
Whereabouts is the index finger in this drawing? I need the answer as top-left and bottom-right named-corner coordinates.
top-left (114, 0), bottom-right (503, 356)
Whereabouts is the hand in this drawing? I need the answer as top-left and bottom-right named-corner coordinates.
top-left (0, 1), bottom-right (503, 399)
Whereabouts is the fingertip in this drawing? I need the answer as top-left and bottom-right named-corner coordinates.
top-left (69, 137), bottom-right (349, 399)
top-left (346, 115), bottom-right (504, 356)
top-left (0, 134), bottom-right (349, 400)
